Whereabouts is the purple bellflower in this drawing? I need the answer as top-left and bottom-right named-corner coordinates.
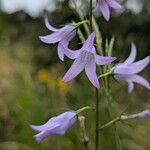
top-left (30, 111), bottom-right (77, 142)
top-left (39, 16), bottom-right (76, 61)
top-left (94, 0), bottom-right (122, 21)
top-left (61, 32), bottom-right (116, 88)
top-left (113, 43), bottom-right (150, 93)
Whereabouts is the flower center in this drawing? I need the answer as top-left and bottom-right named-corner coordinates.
top-left (81, 51), bottom-right (94, 64)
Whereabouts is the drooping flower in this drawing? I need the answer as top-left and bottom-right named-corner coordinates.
top-left (30, 111), bottom-right (77, 142)
top-left (39, 16), bottom-right (76, 61)
top-left (113, 43), bottom-right (150, 93)
top-left (94, 0), bottom-right (122, 21)
top-left (60, 32), bottom-right (116, 88)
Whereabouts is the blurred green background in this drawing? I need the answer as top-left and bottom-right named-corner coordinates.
top-left (0, 0), bottom-right (149, 150)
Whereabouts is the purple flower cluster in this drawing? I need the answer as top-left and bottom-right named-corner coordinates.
top-left (30, 1), bottom-right (150, 142)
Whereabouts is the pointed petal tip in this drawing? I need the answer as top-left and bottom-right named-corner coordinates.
top-left (44, 15), bottom-right (48, 22)
top-left (131, 42), bottom-right (135, 46)
top-left (128, 90), bottom-right (132, 93)
top-left (59, 57), bottom-right (64, 61)
top-left (111, 57), bottom-right (117, 61)
top-left (131, 42), bottom-right (137, 50)
top-left (105, 16), bottom-right (110, 21)
top-left (128, 87), bottom-right (134, 93)
top-left (30, 124), bottom-right (39, 131)
top-left (102, 13), bottom-right (110, 21)
top-left (34, 135), bottom-right (42, 143)
top-left (108, 0), bottom-right (123, 10)
top-left (30, 124), bottom-right (35, 129)
top-left (44, 15), bottom-right (59, 31)
top-left (62, 76), bottom-right (69, 83)
top-left (95, 84), bottom-right (100, 89)
top-left (91, 32), bottom-right (96, 37)
top-left (39, 36), bottom-right (50, 44)
top-left (39, 36), bottom-right (46, 43)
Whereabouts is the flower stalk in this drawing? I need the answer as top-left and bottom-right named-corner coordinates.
top-left (76, 106), bottom-right (95, 114)
top-left (95, 88), bottom-right (99, 150)
top-left (89, 0), bottom-right (100, 149)
top-left (100, 109), bottom-right (150, 129)
top-left (98, 70), bottom-right (113, 79)
top-left (104, 88), bottom-right (122, 150)
top-left (73, 20), bottom-right (89, 28)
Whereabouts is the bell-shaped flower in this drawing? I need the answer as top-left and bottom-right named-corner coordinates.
top-left (61, 32), bottom-right (116, 88)
top-left (94, 0), bottom-right (122, 21)
top-left (113, 43), bottom-right (150, 93)
top-left (30, 111), bottom-right (77, 142)
top-left (39, 16), bottom-right (76, 61)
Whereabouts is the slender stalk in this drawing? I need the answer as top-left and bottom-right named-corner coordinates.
top-left (105, 88), bottom-right (122, 150)
top-left (95, 89), bottom-right (99, 150)
top-left (76, 106), bottom-right (95, 114)
top-left (90, 0), bottom-right (93, 32)
top-left (98, 71), bottom-right (112, 79)
top-left (89, 0), bottom-right (100, 149)
top-left (100, 117), bottom-right (120, 129)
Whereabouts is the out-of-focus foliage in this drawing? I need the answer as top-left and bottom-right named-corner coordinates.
top-left (0, 0), bottom-right (149, 149)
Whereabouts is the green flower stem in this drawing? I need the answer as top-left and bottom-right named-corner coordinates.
top-left (100, 117), bottom-right (120, 129)
top-left (90, 0), bottom-right (93, 32)
top-left (89, 0), bottom-right (100, 149)
top-left (105, 88), bottom-right (122, 150)
top-left (73, 20), bottom-right (89, 28)
top-left (95, 89), bottom-right (99, 150)
top-left (76, 106), bottom-right (95, 115)
top-left (98, 71), bottom-right (113, 79)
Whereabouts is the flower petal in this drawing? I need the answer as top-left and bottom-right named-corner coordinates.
top-left (62, 29), bottom-right (76, 42)
top-left (114, 74), bottom-right (135, 92)
top-left (59, 43), bottom-right (80, 59)
top-left (57, 42), bottom-right (66, 61)
top-left (95, 55), bottom-right (116, 65)
top-left (99, 0), bottom-right (110, 21)
top-left (30, 116), bottom-right (59, 132)
top-left (39, 25), bottom-right (75, 44)
top-left (107, 0), bottom-right (122, 9)
top-left (123, 42), bottom-right (137, 65)
top-left (34, 125), bottom-right (61, 142)
top-left (30, 112), bottom-right (76, 132)
top-left (129, 75), bottom-right (150, 90)
top-left (34, 114), bottom-right (77, 142)
top-left (63, 55), bottom-right (85, 82)
top-left (115, 74), bottom-right (150, 91)
top-left (127, 81), bottom-right (134, 93)
top-left (57, 29), bottom-right (76, 61)
top-left (39, 32), bottom-right (62, 44)
top-left (128, 56), bottom-right (150, 74)
top-left (82, 32), bottom-right (96, 52)
top-left (59, 25), bottom-right (75, 40)
top-left (114, 65), bottom-right (132, 74)
top-left (85, 54), bottom-right (100, 88)
top-left (44, 15), bottom-right (59, 31)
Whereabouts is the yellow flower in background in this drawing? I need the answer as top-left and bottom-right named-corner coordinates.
top-left (56, 78), bottom-right (69, 93)
top-left (37, 69), bottom-right (70, 92)
top-left (37, 69), bottom-right (55, 88)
